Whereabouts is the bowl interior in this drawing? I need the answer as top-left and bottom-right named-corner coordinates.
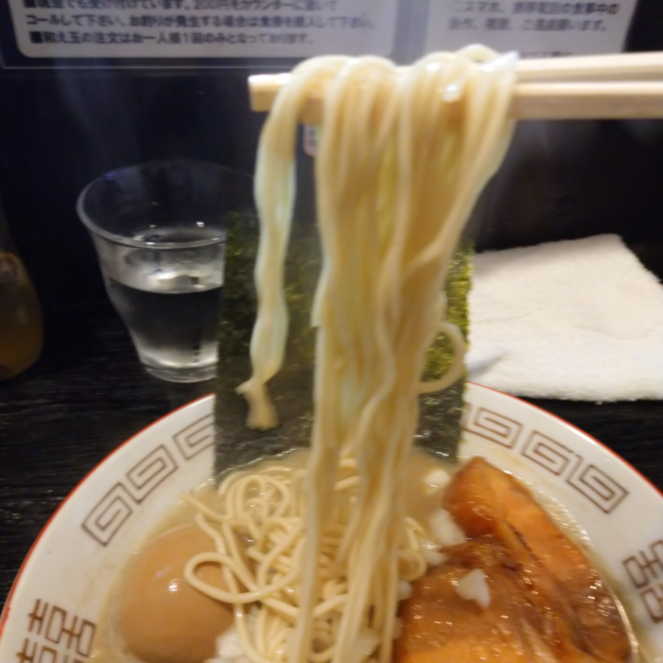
top-left (1, 384), bottom-right (661, 661)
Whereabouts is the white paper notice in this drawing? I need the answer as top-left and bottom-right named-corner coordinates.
top-left (425, 0), bottom-right (638, 57)
top-left (8, 0), bottom-right (397, 59)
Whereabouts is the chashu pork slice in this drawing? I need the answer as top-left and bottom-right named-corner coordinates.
top-left (396, 458), bottom-right (630, 663)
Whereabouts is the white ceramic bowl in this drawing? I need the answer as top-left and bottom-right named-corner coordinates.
top-left (1, 383), bottom-right (662, 661)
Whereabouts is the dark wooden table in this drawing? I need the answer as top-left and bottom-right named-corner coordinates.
top-left (1, 298), bottom-right (662, 611)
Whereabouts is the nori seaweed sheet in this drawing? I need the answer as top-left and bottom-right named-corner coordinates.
top-left (213, 213), bottom-right (318, 474)
top-left (417, 245), bottom-right (472, 462)
top-left (213, 212), bottom-right (471, 473)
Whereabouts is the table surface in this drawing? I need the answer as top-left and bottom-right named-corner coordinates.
top-left (1, 299), bottom-right (662, 611)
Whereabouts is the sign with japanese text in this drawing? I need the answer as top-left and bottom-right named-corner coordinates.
top-left (7, 0), bottom-right (397, 60)
top-left (425, 1), bottom-right (638, 57)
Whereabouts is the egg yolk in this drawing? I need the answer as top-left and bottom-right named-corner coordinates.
top-left (116, 524), bottom-right (233, 663)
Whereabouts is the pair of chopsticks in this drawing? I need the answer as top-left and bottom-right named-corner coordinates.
top-left (248, 51), bottom-right (663, 121)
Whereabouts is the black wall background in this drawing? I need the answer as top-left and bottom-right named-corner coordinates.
top-left (0, 0), bottom-right (662, 341)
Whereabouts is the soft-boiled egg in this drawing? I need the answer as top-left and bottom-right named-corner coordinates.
top-left (116, 524), bottom-right (233, 663)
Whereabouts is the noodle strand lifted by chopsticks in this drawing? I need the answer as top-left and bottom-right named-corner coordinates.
top-left (187, 46), bottom-right (517, 663)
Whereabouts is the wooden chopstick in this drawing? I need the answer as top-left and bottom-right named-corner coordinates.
top-left (517, 51), bottom-right (663, 82)
top-left (249, 51), bottom-right (663, 121)
top-left (516, 81), bottom-right (663, 118)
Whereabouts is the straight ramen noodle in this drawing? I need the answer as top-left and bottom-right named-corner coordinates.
top-left (184, 47), bottom-right (518, 663)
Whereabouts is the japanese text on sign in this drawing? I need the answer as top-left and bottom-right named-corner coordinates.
top-left (8, 0), bottom-right (397, 59)
top-left (425, 0), bottom-right (638, 57)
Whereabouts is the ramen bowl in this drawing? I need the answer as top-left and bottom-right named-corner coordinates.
top-left (1, 383), bottom-right (661, 662)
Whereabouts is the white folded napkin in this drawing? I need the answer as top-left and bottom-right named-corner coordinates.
top-left (466, 234), bottom-right (663, 401)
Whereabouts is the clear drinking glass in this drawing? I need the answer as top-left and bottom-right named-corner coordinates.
top-left (77, 159), bottom-right (249, 383)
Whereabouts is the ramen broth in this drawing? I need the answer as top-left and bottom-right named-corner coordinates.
top-left (90, 448), bottom-right (457, 663)
top-left (91, 448), bottom-right (639, 663)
